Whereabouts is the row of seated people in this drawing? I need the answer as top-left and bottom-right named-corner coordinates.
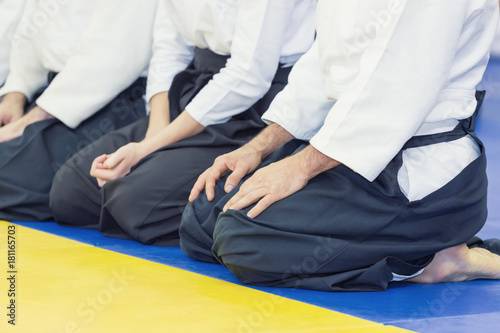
top-left (1, 0), bottom-right (500, 292)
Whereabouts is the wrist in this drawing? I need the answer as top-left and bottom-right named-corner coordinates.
top-left (242, 144), bottom-right (267, 163)
top-left (135, 140), bottom-right (155, 161)
top-left (295, 145), bottom-right (340, 180)
top-left (2, 92), bottom-right (27, 108)
top-left (29, 106), bottom-right (55, 122)
top-left (251, 123), bottom-right (294, 160)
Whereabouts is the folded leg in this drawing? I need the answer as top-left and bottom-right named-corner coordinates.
top-left (49, 117), bottom-right (149, 227)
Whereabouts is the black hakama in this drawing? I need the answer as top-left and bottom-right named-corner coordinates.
top-left (0, 76), bottom-right (146, 221)
top-left (50, 48), bottom-right (292, 245)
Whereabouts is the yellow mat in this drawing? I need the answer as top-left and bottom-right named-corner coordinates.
top-left (0, 221), bottom-right (412, 332)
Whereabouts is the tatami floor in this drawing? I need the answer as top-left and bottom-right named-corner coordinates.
top-left (1, 58), bottom-right (500, 333)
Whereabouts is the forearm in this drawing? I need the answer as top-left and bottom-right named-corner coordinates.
top-left (243, 123), bottom-right (294, 161)
top-left (139, 110), bottom-right (204, 156)
top-left (37, 0), bottom-right (157, 129)
top-left (1, 92), bottom-right (27, 108)
top-left (145, 91), bottom-right (170, 139)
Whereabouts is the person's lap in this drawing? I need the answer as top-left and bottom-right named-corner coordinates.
top-left (180, 139), bottom-right (488, 291)
top-left (49, 117), bottom-right (150, 227)
top-left (0, 78), bottom-right (147, 221)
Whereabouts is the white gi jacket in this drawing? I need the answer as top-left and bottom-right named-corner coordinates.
top-left (0, 0), bottom-right (27, 85)
top-left (146, 0), bottom-right (317, 127)
top-left (0, 0), bottom-right (157, 128)
top-left (264, 0), bottom-right (499, 202)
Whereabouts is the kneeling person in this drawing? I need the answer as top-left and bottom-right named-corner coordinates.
top-left (180, 0), bottom-right (500, 291)
top-left (0, 0), bottom-right (157, 221)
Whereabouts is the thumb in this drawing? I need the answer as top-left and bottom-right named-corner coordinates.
top-left (94, 154), bottom-right (108, 168)
top-left (103, 152), bottom-right (123, 169)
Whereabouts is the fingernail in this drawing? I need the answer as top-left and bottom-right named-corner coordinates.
top-left (225, 185), bottom-right (234, 193)
top-left (247, 212), bottom-right (254, 219)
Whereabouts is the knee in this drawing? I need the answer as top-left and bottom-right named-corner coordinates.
top-left (49, 162), bottom-right (84, 224)
top-left (101, 178), bottom-right (177, 244)
top-left (179, 200), bottom-right (220, 263)
top-left (212, 211), bottom-right (276, 285)
top-left (179, 202), bottom-right (202, 256)
top-left (101, 179), bottom-right (139, 227)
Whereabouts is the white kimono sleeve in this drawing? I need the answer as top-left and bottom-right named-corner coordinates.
top-left (0, 0), bottom-right (48, 100)
top-left (145, 0), bottom-right (195, 103)
top-left (0, 0), bottom-right (28, 85)
top-left (262, 41), bottom-right (334, 141)
top-left (36, 0), bottom-right (157, 129)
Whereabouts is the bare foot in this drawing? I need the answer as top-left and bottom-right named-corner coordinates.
top-left (408, 244), bottom-right (500, 284)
